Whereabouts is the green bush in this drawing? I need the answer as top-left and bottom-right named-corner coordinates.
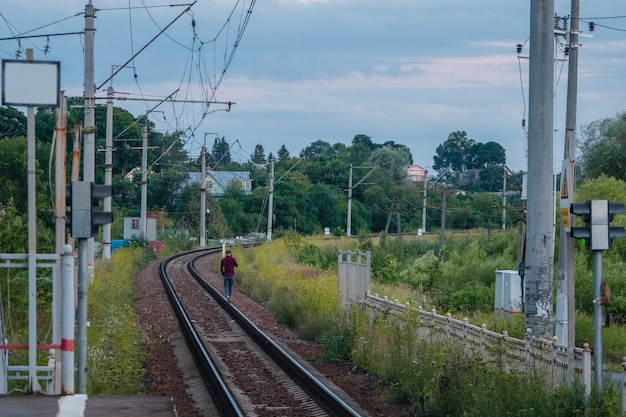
top-left (266, 288), bottom-right (301, 328)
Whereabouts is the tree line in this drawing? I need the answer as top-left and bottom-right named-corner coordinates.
top-left (9, 98), bottom-right (608, 248)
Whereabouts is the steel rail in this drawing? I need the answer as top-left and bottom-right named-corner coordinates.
top-left (160, 248), bottom-right (244, 417)
top-left (188, 255), bottom-right (362, 417)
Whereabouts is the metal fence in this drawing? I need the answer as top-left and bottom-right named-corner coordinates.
top-left (0, 253), bottom-right (59, 395)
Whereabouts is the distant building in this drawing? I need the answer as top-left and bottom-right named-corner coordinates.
top-left (123, 166), bottom-right (154, 182)
top-left (406, 164), bottom-right (426, 182)
top-left (123, 215), bottom-right (157, 241)
top-left (186, 171), bottom-right (253, 197)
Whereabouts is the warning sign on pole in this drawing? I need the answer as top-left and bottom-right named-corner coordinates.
top-left (560, 160), bottom-right (574, 232)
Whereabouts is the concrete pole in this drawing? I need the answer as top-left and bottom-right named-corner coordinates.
top-left (396, 200), bottom-right (402, 244)
top-left (200, 145), bottom-right (206, 248)
top-left (267, 158), bottom-right (275, 241)
top-left (347, 164), bottom-right (353, 237)
top-left (83, 1), bottom-right (95, 277)
top-left (76, 3), bottom-right (95, 393)
top-left (524, 0), bottom-right (555, 337)
top-left (140, 124), bottom-right (148, 238)
top-left (26, 48), bottom-right (42, 395)
top-left (61, 244), bottom-right (75, 394)
top-left (76, 238), bottom-right (88, 393)
top-left (53, 92), bottom-right (67, 394)
top-left (502, 167), bottom-right (507, 230)
top-left (422, 170), bottom-right (428, 232)
top-left (102, 86), bottom-right (113, 260)
top-left (439, 189), bottom-right (446, 256)
top-left (555, 0), bottom-right (579, 382)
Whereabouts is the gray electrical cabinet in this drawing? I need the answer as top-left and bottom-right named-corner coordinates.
top-left (494, 270), bottom-right (523, 316)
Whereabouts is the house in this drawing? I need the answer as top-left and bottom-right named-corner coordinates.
top-left (124, 166), bottom-right (155, 182)
top-left (187, 171), bottom-right (253, 197)
top-left (406, 164), bottom-right (426, 182)
top-left (123, 215), bottom-right (157, 241)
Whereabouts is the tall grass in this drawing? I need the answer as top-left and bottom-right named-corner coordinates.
top-left (346, 304), bottom-right (622, 416)
top-left (249, 234), bottom-right (624, 415)
top-left (235, 240), bottom-right (340, 340)
top-left (87, 247), bottom-right (151, 394)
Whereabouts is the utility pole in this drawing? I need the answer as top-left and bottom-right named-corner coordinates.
top-left (502, 166), bottom-right (508, 230)
top-left (54, 92), bottom-right (67, 393)
top-left (525, 0), bottom-right (555, 338)
top-left (267, 158), bottom-right (275, 241)
top-left (439, 188), bottom-right (447, 256)
top-left (347, 165), bottom-right (353, 237)
top-left (200, 132), bottom-right (219, 247)
top-left (140, 124), bottom-right (148, 238)
top-left (346, 164), bottom-right (377, 237)
top-left (421, 170), bottom-right (428, 232)
top-left (103, 85), bottom-right (113, 260)
top-left (25, 48), bottom-right (41, 395)
top-left (78, 2), bottom-right (95, 393)
top-left (422, 168), bottom-right (449, 234)
top-left (555, 0), bottom-right (579, 382)
top-left (83, 0), bottom-right (95, 268)
top-left (200, 144), bottom-right (207, 248)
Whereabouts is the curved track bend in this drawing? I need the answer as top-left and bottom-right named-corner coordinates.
top-left (160, 248), bottom-right (363, 417)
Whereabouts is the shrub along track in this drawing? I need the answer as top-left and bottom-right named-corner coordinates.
top-left (134, 249), bottom-right (411, 417)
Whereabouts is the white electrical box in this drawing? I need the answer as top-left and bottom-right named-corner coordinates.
top-left (494, 270), bottom-right (523, 316)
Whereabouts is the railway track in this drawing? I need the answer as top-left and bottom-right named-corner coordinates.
top-left (160, 248), bottom-right (363, 417)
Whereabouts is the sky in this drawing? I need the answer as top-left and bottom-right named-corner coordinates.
top-left (1, 1), bottom-right (626, 173)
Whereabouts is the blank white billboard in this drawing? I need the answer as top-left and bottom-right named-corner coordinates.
top-left (2, 60), bottom-right (60, 107)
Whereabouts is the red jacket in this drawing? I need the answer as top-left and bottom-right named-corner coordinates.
top-left (220, 255), bottom-right (238, 276)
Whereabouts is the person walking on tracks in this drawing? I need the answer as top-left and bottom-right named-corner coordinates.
top-left (220, 249), bottom-right (238, 301)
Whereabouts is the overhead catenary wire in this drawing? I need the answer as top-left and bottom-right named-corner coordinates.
top-left (96, 1), bottom-right (197, 91)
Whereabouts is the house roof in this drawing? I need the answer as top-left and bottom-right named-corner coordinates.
top-left (186, 171), bottom-right (252, 194)
top-left (208, 171), bottom-right (251, 182)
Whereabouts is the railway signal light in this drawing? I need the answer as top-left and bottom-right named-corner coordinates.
top-left (91, 183), bottom-right (113, 235)
top-left (65, 182), bottom-right (113, 238)
top-left (608, 202), bottom-right (626, 244)
top-left (570, 201), bottom-right (591, 242)
top-left (570, 200), bottom-right (626, 250)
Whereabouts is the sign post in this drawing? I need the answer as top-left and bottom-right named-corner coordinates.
top-left (2, 52), bottom-right (60, 394)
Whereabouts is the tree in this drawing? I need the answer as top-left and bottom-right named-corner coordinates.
top-left (577, 113), bottom-right (626, 183)
top-left (300, 140), bottom-right (332, 160)
top-left (370, 145), bottom-right (411, 184)
top-left (251, 144), bottom-right (266, 164)
top-left (308, 183), bottom-right (344, 232)
top-left (0, 136), bottom-right (50, 217)
top-left (277, 145), bottom-right (290, 161)
top-left (433, 130), bottom-right (474, 172)
top-left (217, 183), bottom-right (255, 236)
top-left (352, 134), bottom-right (375, 149)
top-left (478, 165), bottom-right (505, 192)
top-left (148, 168), bottom-right (189, 213)
top-left (0, 106), bottom-right (27, 139)
top-left (302, 157), bottom-right (346, 187)
top-left (466, 141), bottom-right (506, 169)
top-left (382, 140), bottom-right (414, 165)
top-left (35, 107), bottom-right (55, 143)
top-left (212, 136), bottom-right (232, 167)
top-left (350, 134), bottom-right (375, 165)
